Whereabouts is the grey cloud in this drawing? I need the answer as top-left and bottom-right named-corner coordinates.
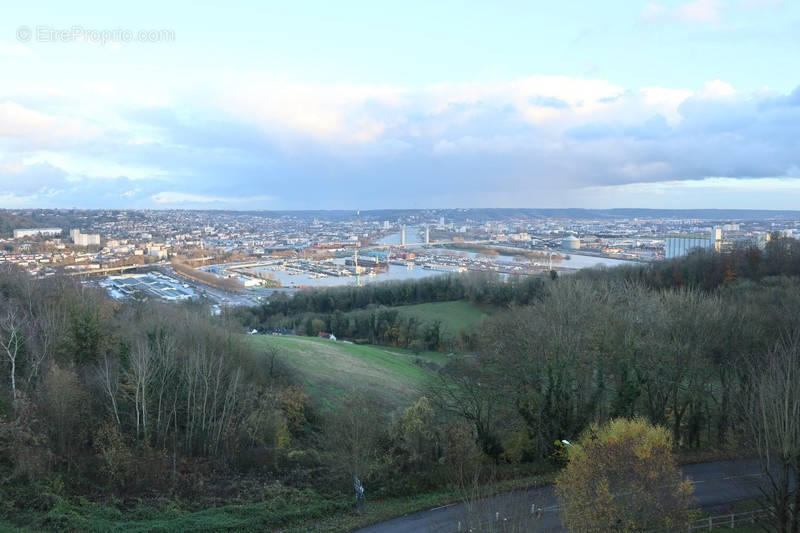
top-left (3, 84), bottom-right (800, 208)
top-left (0, 162), bottom-right (69, 195)
top-left (529, 96), bottom-right (570, 109)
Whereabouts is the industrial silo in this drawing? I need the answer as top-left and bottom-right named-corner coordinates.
top-left (562, 235), bottom-right (581, 250)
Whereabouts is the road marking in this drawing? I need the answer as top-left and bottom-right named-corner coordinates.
top-left (540, 505), bottom-right (561, 511)
top-left (723, 473), bottom-right (764, 480)
top-left (690, 480), bottom-right (706, 484)
top-left (430, 503), bottom-right (457, 511)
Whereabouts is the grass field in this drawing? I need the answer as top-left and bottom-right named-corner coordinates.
top-left (392, 300), bottom-right (492, 336)
top-left (248, 335), bottom-right (450, 409)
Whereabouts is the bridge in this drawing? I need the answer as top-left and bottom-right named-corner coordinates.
top-left (66, 261), bottom-right (168, 276)
top-left (358, 239), bottom-right (494, 252)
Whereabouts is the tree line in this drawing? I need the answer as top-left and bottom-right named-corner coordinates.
top-left (431, 238), bottom-right (800, 531)
top-left (576, 233), bottom-right (800, 290)
top-left (243, 271), bottom-right (545, 319)
top-left (0, 265), bottom-right (489, 528)
top-left (241, 307), bottom-right (452, 352)
top-left (0, 265), bottom-right (312, 505)
top-left (232, 271), bottom-right (546, 352)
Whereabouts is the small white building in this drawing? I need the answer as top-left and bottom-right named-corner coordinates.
top-left (13, 228), bottom-right (62, 239)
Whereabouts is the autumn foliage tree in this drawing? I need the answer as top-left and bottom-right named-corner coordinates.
top-left (398, 396), bottom-right (439, 471)
top-left (555, 418), bottom-right (694, 532)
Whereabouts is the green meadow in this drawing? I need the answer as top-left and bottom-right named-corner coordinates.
top-left (248, 334), bottom-right (450, 409)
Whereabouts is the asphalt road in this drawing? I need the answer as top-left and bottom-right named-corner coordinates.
top-left (354, 459), bottom-right (768, 533)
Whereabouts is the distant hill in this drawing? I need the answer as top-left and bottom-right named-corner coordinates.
top-left (0, 209), bottom-right (148, 237)
top-left (207, 207), bottom-right (800, 222)
top-left (0, 210), bottom-right (38, 238)
top-left (3, 207), bottom-right (799, 228)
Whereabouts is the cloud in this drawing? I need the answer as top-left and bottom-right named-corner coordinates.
top-left (214, 76), bottom-right (626, 147)
top-left (219, 82), bottom-right (407, 145)
top-left (642, 0), bottom-right (725, 24)
top-left (151, 191), bottom-right (275, 205)
top-left (0, 160), bottom-right (69, 195)
top-left (0, 101), bottom-right (104, 149)
top-left (641, 0), bottom-right (782, 25)
top-left (700, 80), bottom-right (737, 97)
top-left (740, 0), bottom-right (784, 7)
top-left (641, 2), bottom-right (668, 21)
top-left (678, 0), bottom-right (724, 23)
top-left (0, 69), bottom-right (798, 208)
top-left (575, 176), bottom-right (800, 209)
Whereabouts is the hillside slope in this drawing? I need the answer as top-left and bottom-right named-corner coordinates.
top-left (248, 335), bottom-right (449, 410)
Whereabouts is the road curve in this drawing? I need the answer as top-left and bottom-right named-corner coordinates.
top-left (354, 459), bottom-right (766, 533)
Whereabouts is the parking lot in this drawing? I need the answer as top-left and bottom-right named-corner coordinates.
top-left (100, 272), bottom-right (200, 301)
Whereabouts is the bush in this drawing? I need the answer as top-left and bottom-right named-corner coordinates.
top-left (555, 418), bottom-right (693, 532)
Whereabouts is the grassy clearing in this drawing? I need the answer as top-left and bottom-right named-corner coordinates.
top-left (248, 335), bottom-right (450, 409)
top-left (392, 300), bottom-right (493, 336)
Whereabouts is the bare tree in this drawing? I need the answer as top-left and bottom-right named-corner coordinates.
top-left (129, 340), bottom-right (155, 441)
top-left (148, 324), bottom-right (178, 448)
top-left (745, 335), bottom-right (800, 533)
top-left (25, 297), bottom-right (65, 387)
top-left (95, 352), bottom-right (122, 429)
top-left (177, 327), bottom-right (246, 457)
top-left (430, 357), bottom-right (506, 462)
top-left (0, 302), bottom-right (25, 407)
top-left (327, 391), bottom-right (385, 505)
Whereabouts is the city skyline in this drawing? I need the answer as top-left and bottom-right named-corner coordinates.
top-left (1, 0), bottom-right (799, 210)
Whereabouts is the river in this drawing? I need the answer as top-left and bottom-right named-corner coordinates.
top-left (246, 230), bottom-right (636, 289)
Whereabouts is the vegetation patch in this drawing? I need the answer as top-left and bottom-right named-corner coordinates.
top-left (249, 334), bottom-right (448, 409)
top-left (392, 300), bottom-right (492, 336)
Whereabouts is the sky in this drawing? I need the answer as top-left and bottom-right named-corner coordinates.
top-left (1, 0), bottom-right (799, 210)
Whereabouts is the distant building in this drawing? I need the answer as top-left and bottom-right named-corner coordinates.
top-left (562, 235), bottom-right (581, 250)
top-left (240, 277), bottom-right (262, 287)
top-left (365, 250), bottom-right (389, 261)
top-left (665, 228), bottom-right (722, 259)
top-left (754, 232), bottom-right (771, 250)
top-left (70, 229), bottom-right (101, 247)
top-left (13, 227), bottom-right (62, 239)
